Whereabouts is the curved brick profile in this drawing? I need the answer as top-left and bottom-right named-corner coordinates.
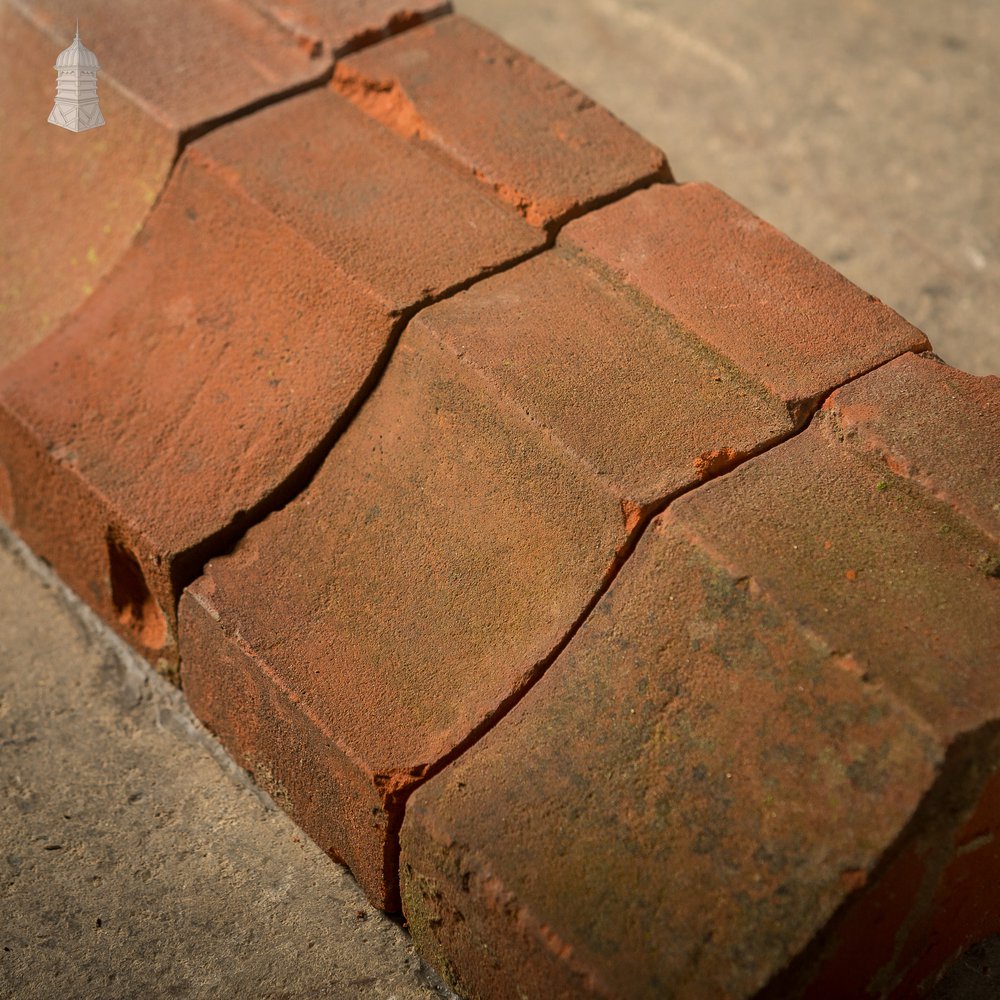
top-left (0, 84), bottom-right (545, 671)
top-left (3, 4), bottom-right (997, 997)
top-left (179, 181), bottom-right (924, 909)
top-left (0, 0), bottom-right (451, 369)
top-left (400, 354), bottom-right (1000, 999)
top-left (333, 14), bottom-right (671, 228)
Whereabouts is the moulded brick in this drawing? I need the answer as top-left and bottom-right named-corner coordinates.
top-left (401, 519), bottom-right (942, 1000)
top-left (181, 316), bottom-right (628, 906)
top-left (192, 89), bottom-right (544, 312)
top-left (827, 351), bottom-right (999, 543)
top-left (334, 14), bottom-right (670, 228)
top-left (246, 0), bottom-right (452, 56)
top-left (0, 158), bottom-right (391, 675)
top-left (178, 234), bottom-right (815, 909)
top-left (0, 0), bottom-right (331, 367)
top-left (399, 357), bottom-right (1000, 1000)
top-left (416, 248), bottom-right (794, 516)
top-left (0, 88), bottom-right (543, 672)
top-left (561, 183), bottom-right (931, 415)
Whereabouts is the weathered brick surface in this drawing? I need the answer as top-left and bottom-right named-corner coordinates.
top-left (178, 180), bottom-right (929, 910)
top-left (247, 0), bottom-right (452, 56)
top-left (0, 88), bottom-right (542, 671)
top-left (4, 2), bottom-right (991, 992)
top-left (334, 15), bottom-right (670, 228)
top-left (400, 355), bottom-right (1000, 998)
top-left (192, 90), bottom-right (542, 311)
top-left (562, 183), bottom-right (931, 416)
top-left (407, 248), bottom-right (794, 515)
top-left (178, 242), bottom-right (791, 904)
top-left (829, 352), bottom-right (999, 543)
top-left (0, 0), bottom-right (330, 367)
top-left (181, 316), bottom-right (626, 906)
top-left (0, 156), bottom-right (390, 673)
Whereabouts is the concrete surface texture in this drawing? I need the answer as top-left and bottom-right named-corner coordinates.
top-left (456, 0), bottom-right (1000, 377)
top-left (0, 528), bottom-right (458, 1000)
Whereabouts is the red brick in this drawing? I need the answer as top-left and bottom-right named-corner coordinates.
top-left (333, 15), bottom-right (670, 228)
top-left (192, 90), bottom-right (543, 311)
top-left (179, 235), bottom-right (811, 909)
top-left (410, 248), bottom-right (794, 514)
top-left (681, 408), bottom-right (1000, 744)
top-left (399, 357), bottom-right (1000, 999)
top-left (0, 88), bottom-right (542, 672)
top-left (561, 183), bottom-right (930, 415)
top-left (827, 352), bottom-right (999, 543)
top-left (400, 515), bottom-right (942, 999)
top-left (246, 0), bottom-right (452, 56)
top-left (0, 0), bottom-right (331, 367)
top-left (181, 317), bottom-right (625, 906)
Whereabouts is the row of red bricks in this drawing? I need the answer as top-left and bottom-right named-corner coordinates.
top-left (2, 3), bottom-right (999, 998)
top-left (1, 0), bottom-right (456, 369)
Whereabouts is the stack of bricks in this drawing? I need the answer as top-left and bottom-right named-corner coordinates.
top-left (2, 2), bottom-right (998, 997)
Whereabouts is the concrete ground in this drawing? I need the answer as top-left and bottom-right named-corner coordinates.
top-left (458, 0), bottom-right (1000, 377)
top-left (2, 2), bottom-right (998, 998)
top-left (0, 529), bottom-right (458, 1000)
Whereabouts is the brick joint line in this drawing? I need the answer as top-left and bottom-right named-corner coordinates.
top-left (369, 346), bottom-right (934, 903)
top-left (70, 1), bottom-right (460, 289)
top-left (169, 172), bottom-right (670, 620)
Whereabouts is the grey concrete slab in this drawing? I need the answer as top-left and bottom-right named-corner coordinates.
top-left (0, 527), bottom-right (459, 1000)
top-left (456, 0), bottom-right (1000, 376)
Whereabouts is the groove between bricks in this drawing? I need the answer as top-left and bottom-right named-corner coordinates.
top-left (12, 0), bottom-right (457, 329)
top-left (170, 167), bottom-right (671, 599)
top-left (376, 346), bottom-right (934, 903)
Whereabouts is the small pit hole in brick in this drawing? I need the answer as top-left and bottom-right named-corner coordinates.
top-left (107, 534), bottom-right (167, 649)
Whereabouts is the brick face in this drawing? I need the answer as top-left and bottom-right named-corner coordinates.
top-left (562, 183), bottom-right (931, 416)
top-left (334, 15), bottom-right (670, 228)
top-left (3, 5), bottom-right (997, 997)
top-left (407, 247), bottom-right (794, 511)
top-left (0, 0), bottom-right (453, 367)
top-left (0, 87), bottom-right (543, 669)
top-left (401, 518), bottom-right (943, 999)
top-left (181, 315), bottom-right (628, 907)
top-left (401, 355), bottom-right (1000, 998)
top-left (1, 3), bottom-right (177, 368)
top-left (0, 153), bottom-right (395, 671)
top-left (826, 352), bottom-right (999, 542)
